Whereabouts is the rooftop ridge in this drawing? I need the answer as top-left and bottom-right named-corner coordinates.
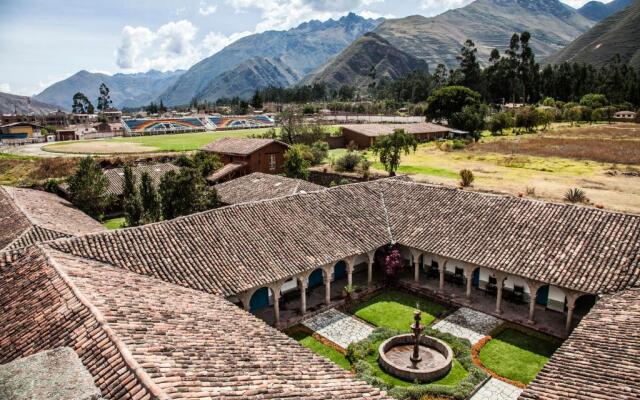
top-left (40, 246), bottom-right (170, 400)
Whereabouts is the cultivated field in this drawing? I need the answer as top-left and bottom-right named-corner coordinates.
top-left (328, 123), bottom-right (640, 214)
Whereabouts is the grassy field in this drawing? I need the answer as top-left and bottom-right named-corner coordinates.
top-left (351, 291), bottom-right (451, 331)
top-left (327, 123), bottom-right (640, 214)
top-left (0, 153), bottom-right (78, 186)
top-left (42, 126), bottom-right (342, 154)
top-left (289, 330), bottom-right (351, 370)
top-left (479, 328), bottom-right (560, 385)
top-left (103, 217), bottom-right (125, 230)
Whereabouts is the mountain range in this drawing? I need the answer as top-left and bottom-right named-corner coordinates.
top-left (33, 69), bottom-right (184, 111)
top-left (547, 0), bottom-right (640, 70)
top-left (158, 13), bottom-right (382, 106)
top-left (305, 32), bottom-right (429, 89)
top-left (32, 0), bottom-right (638, 107)
top-left (0, 92), bottom-right (60, 115)
top-left (577, 0), bottom-right (634, 21)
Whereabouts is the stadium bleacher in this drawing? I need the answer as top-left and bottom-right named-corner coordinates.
top-left (123, 118), bottom-right (207, 136)
top-left (208, 115), bottom-right (275, 130)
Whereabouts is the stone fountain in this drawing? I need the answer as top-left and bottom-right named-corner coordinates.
top-left (378, 310), bottom-right (453, 383)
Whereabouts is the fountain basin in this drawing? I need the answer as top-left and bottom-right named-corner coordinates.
top-left (378, 334), bottom-right (453, 383)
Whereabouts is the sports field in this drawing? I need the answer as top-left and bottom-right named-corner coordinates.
top-left (42, 128), bottom-right (270, 154)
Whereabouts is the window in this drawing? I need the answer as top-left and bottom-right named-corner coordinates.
top-left (268, 153), bottom-right (276, 171)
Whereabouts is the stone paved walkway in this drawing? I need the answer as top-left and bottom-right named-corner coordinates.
top-left (432, 307), bottom-right (503, 345)
top-left (302, 309), bottom-right (374, 349)
top-left (471, 378), bottom-right (523, 400)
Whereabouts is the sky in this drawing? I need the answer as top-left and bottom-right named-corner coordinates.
top-left (0, 0), bottom-right (608, 96)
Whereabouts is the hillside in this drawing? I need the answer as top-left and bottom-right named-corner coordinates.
top-left (577, 0), bottom-right (634, 21)
top-left (34, 69), bottom-right (184, 110)
top-left (158, 13), bottom-right (382, 106)
top-left (547, 0), bottom-right (640, 70)
top-left (195, 58), bottom-right (301, 101)
top-left (371, 0), bottom-right (595, 69)
top-left (0, 92), bottom-right (59, 115)
top-left (306, 33), bottom-right (429, 90)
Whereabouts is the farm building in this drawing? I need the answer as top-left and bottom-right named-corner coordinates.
top-left (613, 110), bottom-right (637, 121)
top-left (340, 122), bottom-right (455, 149)
top-left (1, 178), bottom-right (640, 399)
top-left (214, 172), bottom-right (325, 205)
top-left (0, 122), bottom-right (44, 144)
top-left (202, 137), bottom-right (290, 182)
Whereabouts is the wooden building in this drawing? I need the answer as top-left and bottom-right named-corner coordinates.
top-left (340, 122), bottom-right (454, 149)
top-left (202, 138), bottom-right (290, 182)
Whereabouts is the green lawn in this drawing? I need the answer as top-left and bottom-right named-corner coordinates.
top-left (289, 330), bottom-right (351, 370)
top-left (351, 291), bottom-right (451, 331)
top-left (102, 216), bottom-right (125, 230)
top-left (479, 328), bottom-right (560, 384)
top-left (363, 341), bottom-right (468, 387)
top-left (108, 128), bottom-right (267, 152)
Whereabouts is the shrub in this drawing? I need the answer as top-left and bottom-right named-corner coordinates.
top-left (347, 327), bottom-right (487, 400)
top-left (460, 169), bottom-right (474, 187)
top-left (310, 141), bottom-right (329, 165)
top-left (335, 151), bottom-right (363, 172)
top-left (564, 188), bottom-right (588, 204)
top-left (487, 112), bottom-right (514, 136)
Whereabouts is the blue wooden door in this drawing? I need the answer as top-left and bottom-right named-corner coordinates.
top-left (472, 269), bottom-right (480, 287)
top-left (536, 285), bottom-right (549, 306)
top-left (309, 269), bottom-right (324, 289)
top-left (250, 287), bottom-right (270, 311)
top-left (334, 261), bottom-right (347, 279)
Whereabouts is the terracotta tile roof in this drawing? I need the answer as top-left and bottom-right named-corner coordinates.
top-left (214, 172), bottom-right (326, 204)
top-left (340, 122), bottom-right (452, 137)
top-left (205, 161), bottom-right (246, 182)
top-left (381, 180), bottom-right (640, 294)
top-left (48, 183), bottom-right (390, 297)
top-left (0, 246), bottom-right (389, 400)
top-left (47, 180), bottom-right (640, 297)
top-left (0, 186), bottom-right (106, 253)
top-left (202, 137), bottom-right (289, 155)
top-left (103, 163), bottom-right (180, 197)
top-left (0, 247), bottom-right (156, 400)
top-left (520, 287), bottom-right (640, 400)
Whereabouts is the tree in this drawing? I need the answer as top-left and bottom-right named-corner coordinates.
top-left (250, 89), bottom-right (263, 109)
top-left (283, 145), bottom-right (311, 180)
top-left (97, 83), bottom-right (112, 112)
top-left (159, 168), bottom-right (220, 220)
top-left (580, 93), bottom-right (608, 109)
top-left (371, 129), bottom-right (418, 176)
top-left (514, 106), bottom-right (539, 133)
top-left (139, 172), bottom-right (161, 223)
top-left (66, 156), bottom-right (108, 219)
top-left (487, 112), bottom-right (514, 135)
top-left (383, 247), bottom-right (404, 282)
top-left (449, 104), bottom-right (487, 140)
top-left (310, 141), bottom-right (329, 165)
top-left (457, 40), bottom-right (482, 92)
top-left (122, 164), bottom-right (143, 227)
top-left (72, 92), bottom-right (94, 114)
top-left (425, 86), bottom-right (482, 123)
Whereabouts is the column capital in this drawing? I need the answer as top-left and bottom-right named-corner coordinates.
top-left (409, 248), bottom-right (422, 261)
top-left (366, 250), bottom-right (376, 263)
top-left (463, 264), bottom-right (477, 278)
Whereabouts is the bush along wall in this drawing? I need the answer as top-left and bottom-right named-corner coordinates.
top-left (346, 327), bottom-right (488, 400)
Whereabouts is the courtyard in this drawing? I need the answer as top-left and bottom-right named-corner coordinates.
top-left (284, 289), bottom-right (558, 399)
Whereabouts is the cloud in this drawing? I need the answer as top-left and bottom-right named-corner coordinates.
top-left (226, 0), bottom-right (383, 32)
top-left (420, 0), bottom-right (473, 16)
top-left (199, 2), bottom-right (218, 16)
top-left (0, 83), bottom-right (10, 93)
top-left (116, 20), bottom-right (252, 72)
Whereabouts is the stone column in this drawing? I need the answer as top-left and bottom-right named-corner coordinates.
top-left (367, 260), bottom-right (373, 286)
top-left (240, 291), bottom-right (252, 311)
top-left (526, 280), bottom-right (543, 324)
top-left (465, 268), bottom-right (474, 300)
top-left (273, 291), bottom-right (280, 326)
top-left (410, 250), bottom-right (422, 283)
top-left (323, 267), bottom-right (332, 306)
top-left (565, 294), bottom-right (578, 336)
top-left (299, 279), bottom-right (308, 315)
top-left (438, 261), bottom-right (446, 294)
top-left (495, 274), bottom-right (505, 314)
top-left (347, 264), bottom-right (354, 288)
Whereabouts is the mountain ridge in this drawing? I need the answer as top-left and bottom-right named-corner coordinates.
top-left (0, 92), bottom-right (60, 115)
top-left (577, 0), bottom-right (634, 21)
